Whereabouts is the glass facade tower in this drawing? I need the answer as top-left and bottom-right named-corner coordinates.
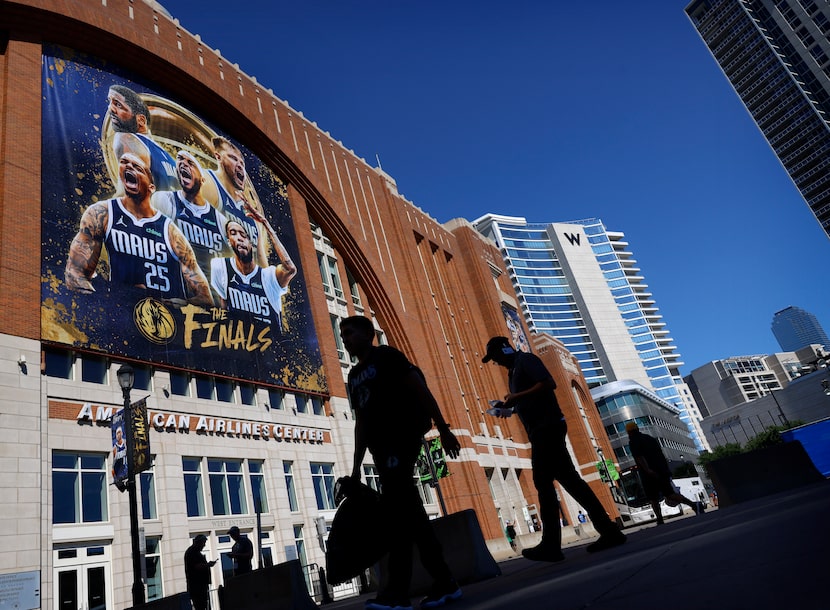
top-left (686, 0), bottom-right (830, 238)
top-left (771, 305), bottom-right (830, 351)
top-left (474, 214), bottom-right (707, 451)
top-left (486, 219), bottom-right (606, 384)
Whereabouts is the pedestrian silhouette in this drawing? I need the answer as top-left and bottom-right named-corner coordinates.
top-left (341, 315), bottom-right (463, 610)
top-left (483, 336), bottom-right (626, 561)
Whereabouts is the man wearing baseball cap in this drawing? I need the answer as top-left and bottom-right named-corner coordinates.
top-left (483, 336), bottom-right (626, 561)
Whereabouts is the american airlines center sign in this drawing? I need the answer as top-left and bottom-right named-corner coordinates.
top-left (40, 45), bottom-right (326, 394)
top-left (66, 401), bottom-right (329, 444)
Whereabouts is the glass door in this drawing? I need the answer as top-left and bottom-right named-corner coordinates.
top-left (54, 546), bottom-right (111, 610)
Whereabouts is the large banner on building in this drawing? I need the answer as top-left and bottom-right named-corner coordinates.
top-left (41, 45), bottom-right (326, 393)
top-left (501, 304), bottom-right (530, 353)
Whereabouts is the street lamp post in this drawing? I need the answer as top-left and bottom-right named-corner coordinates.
top-left (117, 364), bottom-right (145, 607)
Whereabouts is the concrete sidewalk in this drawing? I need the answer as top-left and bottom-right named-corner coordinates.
top-left (327, 480), bottom-right (829, 610)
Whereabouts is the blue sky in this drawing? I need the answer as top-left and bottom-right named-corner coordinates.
top-left (160, 0), bottom-right (829, 374)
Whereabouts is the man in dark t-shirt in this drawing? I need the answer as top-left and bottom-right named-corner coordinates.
top-left (184, 534), bottom-right (215, 610)
top-left (227, 526), bottom-right (253, 576)
top-left (483, 336), bottom-right (626, 561)
top-left (341, 315), bottom-right (462, 610)
top-left (626, 422), bottom-right (702, 523)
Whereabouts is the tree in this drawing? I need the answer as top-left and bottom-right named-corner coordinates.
top-left (743, 422), bottom-right (804, 452)
top-left (697, 421), bottom-right (806, 476)
top-left (697, 443), bottom-right (743, 476)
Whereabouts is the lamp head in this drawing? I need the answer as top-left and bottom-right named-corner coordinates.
top-left (117, 364), bottom-right (135, 392)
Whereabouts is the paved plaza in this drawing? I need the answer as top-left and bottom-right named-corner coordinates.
top-left (328, 481), bottom-right (829, 610)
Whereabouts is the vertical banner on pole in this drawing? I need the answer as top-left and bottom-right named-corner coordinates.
top-left (111, 408), bottom-right (129, 486)
top-left (130, 398), bottom-right (152, 475)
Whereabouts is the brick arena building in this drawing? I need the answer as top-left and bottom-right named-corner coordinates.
top-left (0, 1), bottom-right (618, 607)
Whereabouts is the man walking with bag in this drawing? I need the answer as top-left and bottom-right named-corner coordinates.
top-left (341, 316), bottom-right (462, 610)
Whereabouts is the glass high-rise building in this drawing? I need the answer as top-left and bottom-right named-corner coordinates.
top-left (771, 305), bottom-right (830, 351)
top-left (686, 0), bottom-right (830, 238)
top-left (473, 214), bottom-right (707, 451)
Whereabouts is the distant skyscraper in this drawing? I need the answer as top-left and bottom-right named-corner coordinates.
top-left (473, 214), bottom-right (708, 451)
top-left (686, 0), bottom-right (830, 238)
top-left (771, 305), bottom-right (829, 351)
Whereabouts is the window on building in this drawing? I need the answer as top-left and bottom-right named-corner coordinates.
top-left (170, 371), bottom-right (191, 397)
top-left (799, 0), bottom-right (818, 13)
top-left (140, 460), bottom-right (157, 520)
top-left (346, 268), bottom-right (362, 308)
top-left (81, 354), bottom-right (108, 384)
top-left (183, 457), bottom-right (205, 517)
top-left (293, 525), bottom-right (308, 567)
top-left (284, 461), bottom-right (298, 512)
top-left (52, 452), bottom-right (108, 524)
top-left (249, 461), bottom-right (268, 513)
top-left (240, 383), bottom-right (257, 406)
top-left (295, 394), bottom-right (308, 414)
top-left (195, 375), bottom-right (216, 400)
top-left (208, 459), bottom-right (248, 516)
top-left (310, 463), bottom-right (336, 510)
top-left (145, 536), bottom-right (163, 601)
top-left (268, 388), bottom-right (284, 410)
top-left (797, 25), bottom-right (816, 47)
top-left (809, 44), bottom-right (829, 64)
top-left (132, 364), bottom-right (152, 391)
top-left (331, 315), bottom-right (346, 361)
top-left (318, 253), bottom-right (344, 300)
top-left (316, 252), bottom-right (328, 292)
top-left (260, 532), bottom-right (274, 568)
top-left (216, 378), bottom-right (235, 403)
top-left (45, 347), bottom-right (74, 379)
top-left (363, 465), bottom-right (380, 492)
top-left (781, 6), bottom-right (802, 30)
top-left (311, 396), bottom-right (324, 416)
top-left (814, 12), bottom-right (830, 33)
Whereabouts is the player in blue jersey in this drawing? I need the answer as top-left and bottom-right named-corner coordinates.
top-left (107, 84), bottom-right (180, 192)
top-left (210, 208), bottom-right (297, 329)
top-left (202, 136), bottom-right (269, 267)
top-left (65, 136), bottom-right (213, 308)
top-left (153, 150), bottom-right (228, 282)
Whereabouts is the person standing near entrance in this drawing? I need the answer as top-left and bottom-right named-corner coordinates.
top-left (227, 526), bottom-right (253, 576)
top-left (184, 534), bottom-right (216, 610)
top-left (482, 336), bottom-right (626, 562)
